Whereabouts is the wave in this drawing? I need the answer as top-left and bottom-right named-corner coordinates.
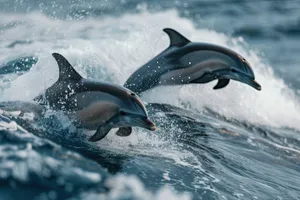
top-left (0, 10), bottom-right (299, 130)
top-left (0, 105), bottom-right (192, 200)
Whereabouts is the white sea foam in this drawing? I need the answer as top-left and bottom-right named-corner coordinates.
top-left (0, 10), bottom-right (299, 130)
top-left (0, 107), bottom-right (194, 199)
top-left (85, 174), bottom-right (192, 200)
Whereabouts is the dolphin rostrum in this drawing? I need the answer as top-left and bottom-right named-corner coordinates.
top-left (34, 53), bottom-right (156, 142)
top-left (124, 28), bottom-right (261, 94)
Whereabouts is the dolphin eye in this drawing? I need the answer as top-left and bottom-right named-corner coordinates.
top-left (130, 93), bottom-right (135, 96)
top-left (231, 68), bottom-right (237, 72)
top-left (242, 58), bottom-right (246, 62)
top-left (120, 111), bottom-right (126, 115)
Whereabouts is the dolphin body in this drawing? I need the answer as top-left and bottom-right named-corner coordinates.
top-left (34, 53), bottom-right (156, 142)
top-left (124, 28), bottom-right (261, 94)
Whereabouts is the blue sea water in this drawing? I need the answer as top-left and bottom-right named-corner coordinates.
top-left (0, 0), bottom-right (300, 199)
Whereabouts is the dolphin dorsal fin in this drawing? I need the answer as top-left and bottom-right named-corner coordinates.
top-left (163, 28), bottom-right (191, 47)
top-left (52, 53), bottom-right (82, 81)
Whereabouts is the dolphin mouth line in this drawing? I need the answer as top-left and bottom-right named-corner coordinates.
top-left (129, 114), bottom-right (156, 131)
top-left (238, 73), bottom-right (261, 91)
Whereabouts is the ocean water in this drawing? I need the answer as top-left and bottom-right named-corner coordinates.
top-left (0, 0), bottom-right (300, 199)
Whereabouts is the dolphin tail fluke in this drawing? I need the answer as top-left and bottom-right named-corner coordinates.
top-left (116, 127), bottom-right (132, 137)
top-left (52, 53), bottom-right (82, 81)
top-left (213, 79), bottom-right (230, 90)
top-left (163, 28), bottom-right (191, 47)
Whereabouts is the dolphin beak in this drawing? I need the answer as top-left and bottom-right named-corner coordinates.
top-left (241, 76), bottom-right (262, 91)
top-left (251, 80), bottom-right (262, 91)
top-left (145, 118), bottom-right (156, 131)
top-left (136, 117), bottom-right (156, 131)
top-left (234, 71), bottom-right (262, 91)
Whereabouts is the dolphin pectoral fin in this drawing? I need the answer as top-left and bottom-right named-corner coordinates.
top-left (116, 127), bottom-right (132, 137)
top-left (213, 79), bottom-right (230, 90)
top-left (89, 114), bottom-right (120, 142)
top-left (163, 28), bottom-right (191, 47)
top-left (89, 123), bottom-right (113, 142)
top-left (52, 53), bottom-right (83, 81)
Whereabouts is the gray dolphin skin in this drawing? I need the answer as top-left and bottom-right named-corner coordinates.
top-left (124, 28), bottom-right (261, 94)
top-left (34, 53), bottom-right (156, 142)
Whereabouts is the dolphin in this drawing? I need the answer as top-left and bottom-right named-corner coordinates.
top-left (34, 53), bottom-right (156, 142)
top-left (124, 28), bottom-right (261, 94)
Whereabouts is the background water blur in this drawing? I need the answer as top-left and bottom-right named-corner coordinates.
top-left (0, 0), bottom-right (300, 200)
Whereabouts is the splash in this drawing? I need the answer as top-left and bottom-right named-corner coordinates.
top-left (0, 10), bottom-right (299, 129)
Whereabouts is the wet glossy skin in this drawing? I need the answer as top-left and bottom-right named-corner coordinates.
top-left (35, 53), bottom-right (156, 141)
top-left (124, 28), bottom-right (261, 94)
